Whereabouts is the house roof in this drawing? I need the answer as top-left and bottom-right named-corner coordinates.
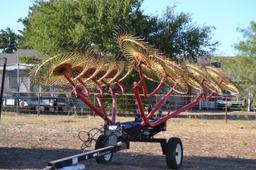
top-left (0, 53), bottom-right (16, 64)
top-left (0, 49), bottom-right (39, 65)
top-left (1, 64), bottom-right (32, 71)
top-left (15, 49), bottom-right (38, 57)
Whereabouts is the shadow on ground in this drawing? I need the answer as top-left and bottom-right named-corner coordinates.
top-left (0, 147), bottom-right (255, 170)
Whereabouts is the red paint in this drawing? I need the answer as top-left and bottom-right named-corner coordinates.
top-left (63, 65), bottom-right (216, 128)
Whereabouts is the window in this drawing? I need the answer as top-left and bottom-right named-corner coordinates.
top-left (9, 76), bottom-right (17, 89)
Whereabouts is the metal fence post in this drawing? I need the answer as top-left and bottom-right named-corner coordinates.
top-left (0, 57), bottom-right (7, 120)
top-left (37, 85), bottom-right (41, 115)
top-left (16, 58), bottom-right (20, 113)
top-left (93, 95), bottom-right (96, 116)
top-left (225, 97), bottom-right (228, 123)
top-left (125, 95), bottom-right (127, 114)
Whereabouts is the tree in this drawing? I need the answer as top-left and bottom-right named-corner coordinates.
top-left (218, 56), bottom-right (256, 110)
top-left (150, 7), bottom-right (217, 61)
top-left (21, 0), bottom-right (216, 61)
top-left (0, 27), bottom-right (21, 53)
top-left (21, 0), bottom-right (152, 54)
top-left (235, 21), bottom-right (256, 57)
top-left (18, 56), bottom-right (41, 64)
top-left (221, 57), bottom-right (256, 98)
top-left (230, 21), bottom-right (256, 108)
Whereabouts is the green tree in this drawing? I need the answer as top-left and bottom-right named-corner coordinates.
top-left (0, 27), bottom-right (21, 53)
top-left (221, 57), bottom-right (256, 98)
top-left (18, 56), bottom-right (41, 64)
top-left (21, 0), bottom-right (216, 61)
top-left (235, 21), bottom-right (256, 57)
top-left (229, 21), bottom-right (256, 106)
top-left (21, 0), bottom-right (152, 54)
top-left (150, 7), bottom-right (217, 61)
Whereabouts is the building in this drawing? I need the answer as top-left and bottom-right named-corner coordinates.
top-left (0, 49), bottom-right (39, 94)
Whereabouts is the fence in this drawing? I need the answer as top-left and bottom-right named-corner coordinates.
top-left (1, 91), bottom-right (245, 116)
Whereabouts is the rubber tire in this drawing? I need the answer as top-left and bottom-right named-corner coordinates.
top-left (95, 135), bottom-right (113, 164)
top-left (165, 137), bottom-right (183, 169)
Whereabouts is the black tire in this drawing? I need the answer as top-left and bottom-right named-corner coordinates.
top-left (95, 135), bottom-right (113, 164)
top-left (165, 137), bottom-right (183, 169)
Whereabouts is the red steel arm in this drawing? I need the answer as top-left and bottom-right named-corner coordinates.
top-left (140, 93), bottom-right (204, 127)
top-left (64, 74), bottom-right (112, 124)
top-left (77, 78), bottom-right (89, 96)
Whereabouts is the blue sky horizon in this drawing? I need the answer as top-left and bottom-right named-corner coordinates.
top-left (0, 0), bottom-right (255, 56)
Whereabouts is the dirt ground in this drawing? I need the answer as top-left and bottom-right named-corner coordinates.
top-left (0, 112), bottom-right (255, 170)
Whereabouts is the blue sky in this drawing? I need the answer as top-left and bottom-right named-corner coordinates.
top-left (0, 0), bottom-right (255, 56)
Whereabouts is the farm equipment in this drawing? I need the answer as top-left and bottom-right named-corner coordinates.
top-left (34, 33), bottom-right (239, 169)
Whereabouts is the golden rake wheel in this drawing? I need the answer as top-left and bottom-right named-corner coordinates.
top-left (116, 33), bottom-right (154, 62)
top-left (156, 58), bottom-right (189, 94)
top-left (158, 58), bottom-right (202, 92)
top-left (116, 32), bottom-right (239, 94)
top-left (117, 33), bottom-right (198, 94)
top-left (31, 52), bottom-right (83, 87)
top-left (32, 33), bottom-right (239, 96)
top-left (67, 51), bottom-right (133, 86)
top-left (185, 64), bottom-right (223, 93)
top-left (70, 57), bottom-right (132, 86)
top-left (31, 52), bottom-right (90, 86)
top-left (31, 51), bottom-right (132, 88)
top-left (101, 61), bottom-right (126, 83)
top-left (68, 51), bottom-right (105, 84)
top-left (146, 52), bottom-right (203, 91)
top-left (204, 66), bottom-right (239, 94)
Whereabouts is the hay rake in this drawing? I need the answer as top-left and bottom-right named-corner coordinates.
top-left (39, 33), bottom-right (239, 169)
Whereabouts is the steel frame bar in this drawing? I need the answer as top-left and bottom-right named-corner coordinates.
top-left (46, 142), bottom-right (129, 170)
top-left (62, 62), bottom-right (217, 128)
top-left (63, 73), bottom-right (127, 124)
top-left (101, 80), bottom-right (124, 123)
top-left (64, 74), bottom-right (112, 124)
top-left (137, 64), bottom-right (166, 98)
top-left (129, 138), bottom-right (167, 155)
top-left (77, 78), bottom-right (89, 96)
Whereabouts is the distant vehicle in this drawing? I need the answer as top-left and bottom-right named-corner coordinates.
top-left (216, 98), bottom-right (232, 109)
top-left (216, 93), bottom-right (245, 110)
top-left (24, 93), bottom-right (53, 111)
top-left (216, 99), bottom-right (245, 108)
top-left (53, 94), bottom-right (68, 111)
top-left (199, 98), bottom-right (216, 110)
top-left (21, 98), bottom-right (53, 111)
top-left (2, 96), bottom-right (15, 106)
top-left (53, 94), bottom-right (89, 113)
top-left (2, 93), bottom-right (53, 111)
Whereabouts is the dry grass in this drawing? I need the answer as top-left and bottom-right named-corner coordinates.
top-left (0, 112), bottom-right (255, 169)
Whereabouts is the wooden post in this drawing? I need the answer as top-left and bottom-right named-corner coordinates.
top-left (247, 97), bottom-right (251, 112)
top-left (37, 86), bottom-right (41, 116)
top-left (225, 97), bottom-right (228, 123)
top-left (93, 95), bottom-right (96, 117)
top-left (125, 95), bottom-right (127, 115)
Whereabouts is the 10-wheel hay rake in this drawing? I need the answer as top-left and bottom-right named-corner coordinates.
top-left (37, 33), bottom-right (239, 170)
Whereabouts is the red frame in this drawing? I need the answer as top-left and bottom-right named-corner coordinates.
top-left (132, 65), bottom-right (216, 127)
top-left (62, 65), bottom-right (216, 127)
